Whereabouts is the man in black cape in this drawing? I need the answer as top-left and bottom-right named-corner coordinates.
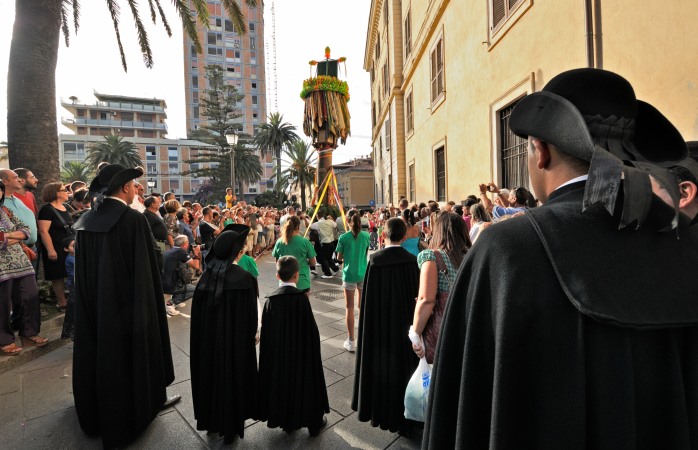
top-left (257, 255), bottom-right (329, 436)
top-left (72, 164), bottom-right (177, 449)
top-left (423, 68), bottom-right (698, 449)
top-left (352, 218), bottom-right (420, 434)
top-left (190, 223), bottom-right (258, 445)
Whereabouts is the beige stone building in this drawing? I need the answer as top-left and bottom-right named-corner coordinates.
top-left (364, 0), bottom-right (698, 205)
top-left (334, 157), bottom-right (375, 209)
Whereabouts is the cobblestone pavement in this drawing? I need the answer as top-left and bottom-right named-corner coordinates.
top-left (0, 253), bottom-right (423, 449)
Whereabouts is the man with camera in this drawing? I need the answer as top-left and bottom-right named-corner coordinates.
top-left (162, 234), bottom-right (200, 305)
top-left (479, 182), bottom-right (530, 219)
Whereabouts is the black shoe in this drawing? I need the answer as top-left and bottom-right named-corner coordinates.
top-left (308, 416), bottom-right (327, 437)
top-left (161, 395), bottom-right (181, 410)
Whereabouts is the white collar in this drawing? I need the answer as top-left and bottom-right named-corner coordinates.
top-left (384, 244), bottom-right (402, 248)
top-left (279, 281), bottom-right (297, 288)
top-left (554, 175), bottom-right (588, 192)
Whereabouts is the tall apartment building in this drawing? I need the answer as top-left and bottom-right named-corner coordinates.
top-left (183, 1), bottom-right (274, 200)
top-left (365, 0), bottom-right (698, 205)
top-left (60, 92), bottom-right (214, 200)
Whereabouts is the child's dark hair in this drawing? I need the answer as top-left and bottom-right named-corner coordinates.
top-left (277, 255), bottom-right (300, 282)
top-left (62, 236), bottom-right (75, 250)
top-left (384, 217), bottom-right (407, 242)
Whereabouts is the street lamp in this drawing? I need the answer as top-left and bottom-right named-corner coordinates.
top-left (225, 131), bottom-right (239, 198)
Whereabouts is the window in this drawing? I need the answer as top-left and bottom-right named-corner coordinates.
top-left (190, 179), bottom-right (202, 192)
top-left (192, 91), bottom-right (199, 102)
top-left (147, 163), bottom-right (157, 175)
top-left (435, 147), bottom-right (446, 201)
top-left (491, 0), bottom-right (524, 32)
top-left (190, 44), bottom-right (197, 56)
top-left (382, 63), bottom-right (389, 97)
top-left (379, 136), bottom-right (383, 159)
top-left (376, 35), bottom-right (381, 60)
top-left (249, 22), bottom-right (255, 32)
top-left (383, 0), bottom-right (389, 27)
top-left (252, 95), bottom-right (258, 105)
top-left (168, 163), bottom-right (179, 175)
top-left (121, 112), bottom-right (133, 121)
top-left (141, 113), bottom-right (153, 123)
top-left (189, 163), bottom-right (200, 172)
top-left (384, 117), bottom-right (391, 152)
top-left (170, 179), bottom-right (179, 193)
top-left (146, 146), bottom-right (156, 160)
top-left (63, 142), bottom-right (85, 159)
top-left (140, 130), bottom-right (155, 138)
top-left (215, 18), bottom-right (222, 28)
top-left (371, 102), bottom-right (376, 128)
top-left (100, 112), bottom-right (108, 120)
top-left (225, 19), bottom-right (234, 32)
top-left (404, 9), bottom-right (412, 58)
top-left (192, 75), bottom-right (198, 87)
top-left (381, 180), bottom-right (384, 205)
top-left (250, 52), bottom-right (256, 64)
top-left (168, 147), bottom-right (178, 161)
top-left (405, 90), bottom-right (414, 133)
top-left (430, 36), bottom-right (445, 103)
top-left (249, 37), bottom-right (256, 49)
top-left (193, 107), bottom-right (199, 119)
top-left (388, 174), bottom-right (393, 207)
top-left (409, 163), bottom-right (415, 202)
top-left (499, 100), bottom-right (529, 189)
top-left (251, 81), bottom-right (257, 89)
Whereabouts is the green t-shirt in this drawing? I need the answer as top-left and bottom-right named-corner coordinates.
top-left (236, 254), bottom-right (259, 278)
top-left (336, 230), bottom-right (370, 283)
top-left (272, 235), bottom-right (317, 290)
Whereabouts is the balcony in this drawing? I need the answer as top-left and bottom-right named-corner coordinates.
top-left (61, 117), bottom-right (168, 132)
top-left (61, 98), bottom-right (165, 113)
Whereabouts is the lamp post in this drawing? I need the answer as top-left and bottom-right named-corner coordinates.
top-left (225, 131), bottom-right (239, 197)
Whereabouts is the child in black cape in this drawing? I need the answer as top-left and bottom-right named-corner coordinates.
top-left (258, 256), bottom-right (329, 436)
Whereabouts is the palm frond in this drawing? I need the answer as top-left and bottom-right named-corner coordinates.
top-left (73, 0), bottom-right (80, 33)
top-left (60, 2), bottom-right (71, 46)
top-left (154, 0), bottom-right (172, 37)
top-left (191, 0), bottom-right (211, 30)
top-left (172, 0), bottom-right (202, 53)
top-left (221, 0), bottom-right (246, 34)
top-left (126, 0), bottom-right (154, 68)
top-left (106, 0), bottom-right (128, 71)
top-left (147, 0), bottom-right (157, 24)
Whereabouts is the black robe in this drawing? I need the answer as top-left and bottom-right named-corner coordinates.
top-left (352, 246), bottom-right (420, 432)
top-left (190, 264), bottom-right (258, 444)
top-left (257, 285), bottom-right (329, 431)
top-left (423, 182), bottom-right (698, 449)
top-left (72, 198), bottom-right (175, 449)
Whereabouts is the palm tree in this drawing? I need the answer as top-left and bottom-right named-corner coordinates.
top-left (85, 135), bottom-right (143, 171)
top-left (60, 161), bottom-right (93, 183)
top-left (254, 113), bottom-right (301, 190)
top-left (234, 145), bottom-right (264, 192)
top-left (281, 140), bottom-right (317, 211)
top-left (7, 0), bottom-right (256, 187)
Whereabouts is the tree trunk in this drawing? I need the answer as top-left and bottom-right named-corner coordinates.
top-left (315, 145), bottom-right (334, 206)
top-left (300, 179), bottom-right (306, 211)
top-left (275, 148), bottom-right (282, 190)
top-left (7, 0), bottom-right (62, 188)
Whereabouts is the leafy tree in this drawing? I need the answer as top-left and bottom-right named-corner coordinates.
top-left (280, 140), bottom-right (316, 211)
top-left (60, 161), bottom-right (93, 183)
top-left (7, 0), bottom-right (256, 187)
top-left (254, 190), bottom-right (287, 209)
top-left (184, 65), bottom-right (262, 201)
top-left (85, 135), bottom-right (143, 171)
top-left (254, 113), bottom-right (301, 190)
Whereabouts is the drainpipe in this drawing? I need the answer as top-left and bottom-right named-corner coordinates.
top-left (584, 0), bottom-right (595, 68)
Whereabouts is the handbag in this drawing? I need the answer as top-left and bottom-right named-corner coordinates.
top-left (1, 207), bottom-right (37, 261)
top-left (421, 250), bottom-right (452, 364)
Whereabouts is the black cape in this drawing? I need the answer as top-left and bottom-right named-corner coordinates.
top-left (423, 182), bottom-right (698, 449)
top-left (190, 264), bottom-right (258, 444)
top-left (352, 246), bottom-right (420, 432)
top-left (257, 285), bottom-right (329, 431)
top-left (72, 198), bottom-right (175, 449)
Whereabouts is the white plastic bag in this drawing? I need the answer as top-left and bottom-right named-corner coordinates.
top-left (404, 327), bottom-right (432, 422)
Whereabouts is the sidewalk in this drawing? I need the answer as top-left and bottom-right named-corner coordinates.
top-left (0, 253), bottom-right (422, 449)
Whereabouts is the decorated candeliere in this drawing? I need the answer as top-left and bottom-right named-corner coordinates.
top-left (301, 47), bottom-right (351, 209)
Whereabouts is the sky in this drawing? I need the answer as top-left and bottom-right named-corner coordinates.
top-left (0, 0), bottom-right (372, 165)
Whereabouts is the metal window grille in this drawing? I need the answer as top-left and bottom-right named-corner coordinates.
top-left (409, 164), bottom-right (415, 202)
top-left (499, 101), bottom-right (528, 189)
top-left (406, 92), bottom-right (413, 133)
top-left (404, 10), bottom-right (412, 58)
top-left (435, 147), bottom-right (446, 201)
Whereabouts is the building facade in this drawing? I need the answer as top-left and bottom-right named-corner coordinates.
top-left (335, 157), bottom-right (375, 210)
top-left (365, 0), bottom-right (698, 205)
top-left (60, 93), bottom-right (214, 201)
top-left (183, 0), bottom-right (275, 197)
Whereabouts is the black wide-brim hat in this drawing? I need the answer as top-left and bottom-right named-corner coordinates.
top-left (89, 164), bottom-right (143, 195)
top-left (510, 68), bottom-right (686, 166)
top-left (204, 223), bottom-right (250, 265)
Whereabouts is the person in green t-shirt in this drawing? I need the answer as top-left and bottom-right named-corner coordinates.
top-left (271, 215), bottom-right (317, 293)
top-left (335, 212), bottom-right (370, 352)
top-left (235, 245), bottom-right (259, 278)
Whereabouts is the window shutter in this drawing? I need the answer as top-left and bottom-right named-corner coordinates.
top-left (492, 0), bottom-right (506, 29)
top-left (509, 0), bottom-right (520, 9)
top-left (436, 41), bottom-right (443, 95)
top-left (431, 49), bottom-right (437, 101)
